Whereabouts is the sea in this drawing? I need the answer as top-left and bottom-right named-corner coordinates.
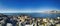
top-left (1, 13), bottom-right (60, 18)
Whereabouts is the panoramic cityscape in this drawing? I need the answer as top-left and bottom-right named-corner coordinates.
top-left (0, 12), bottom-right (60, 26)
top-left (0, 0), bottom-right (60, 26)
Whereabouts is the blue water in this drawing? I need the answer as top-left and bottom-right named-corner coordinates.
top-left (2, 13), bottom-right (60, 18)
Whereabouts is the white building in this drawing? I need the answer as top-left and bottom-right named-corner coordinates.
top-left (25, 24), bottom-right (33, 26)
top-left (18, 22), bottom-right (22, 26)
top-left (0, 24), bottom-right (2, 26)
top-left (56, 24), bottom-right (60, 26)
top-left (6, 23), bottom-right (13, 26)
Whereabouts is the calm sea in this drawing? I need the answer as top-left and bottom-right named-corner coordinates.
top-left (2, 13), bottom-right (60, 18)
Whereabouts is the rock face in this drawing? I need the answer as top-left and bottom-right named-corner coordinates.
top-left (41, 10), bottom-right (60, 14)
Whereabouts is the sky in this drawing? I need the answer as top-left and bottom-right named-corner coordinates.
top-left (0, 0), bottom-right (60, 13)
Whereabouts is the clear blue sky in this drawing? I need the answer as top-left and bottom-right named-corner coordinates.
top-left (0, 0), bottom-right (60, 13)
